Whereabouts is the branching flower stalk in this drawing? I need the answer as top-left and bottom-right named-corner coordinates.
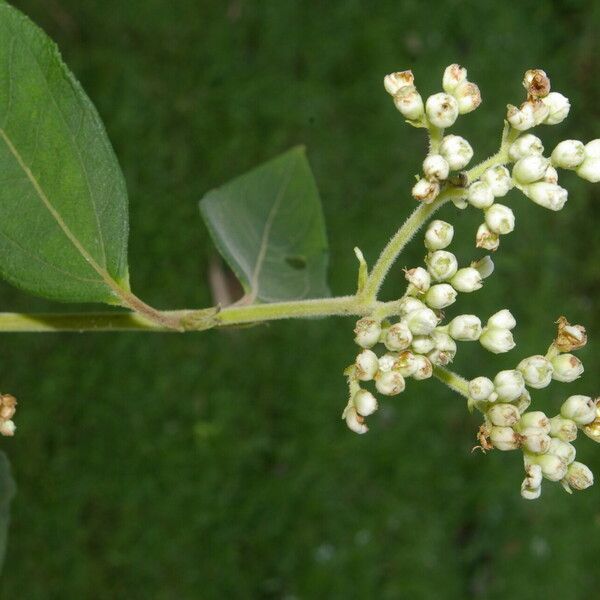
top-left (1, 62), bottom-right (599, 503)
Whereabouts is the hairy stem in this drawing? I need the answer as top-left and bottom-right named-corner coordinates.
top-left (432, 365), bottom-right (470, 398)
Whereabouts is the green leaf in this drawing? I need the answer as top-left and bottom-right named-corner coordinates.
top-left (0, 4), bottom-right (130, 303)
top-left (200, 147), bottom-right (330, 303)
top-left (0, 451), bottom-right (15, 572)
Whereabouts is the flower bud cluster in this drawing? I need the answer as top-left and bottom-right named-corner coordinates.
top-left (0, 394), bottom-right (16, 437)
top-left (551, 139), bottom-right (600, 183)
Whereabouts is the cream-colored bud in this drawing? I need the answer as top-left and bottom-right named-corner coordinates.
top-left (384, 70), bottom-right (414, 96)
top-left (412, 178), bottom-right (440, 203)
top-left (423, 154), bottom-right (450, 181)
top-left (521, 464), bottom-right (543, 500)
top-left (490, 426), bottom-right (520, 451)
top-left (384, 321), bottom-right (413, 352)
top-left (442, 64), bottom-right (467, 94)
top-left (467, 182), bottom-right (495, 209)
top-left (585, 139), bottom-right (600, 158)
top-left (355, 349), bottom-right (379, 381)
top-left (551, 353), bottom-right (584, 383)
top-left (551, 140), bottom-right (585, 169)
top-left (524, 181), bottom-right (568, 211)
top-left (411, 335), bottom-right (435, 355)
top-left (481, 166), bottom-right (513, 197)
top-left (412, 355), bottom-right (433, 380)
top-left (494, 369), bottom-right (525, 402)
top-left (576, 157), bottom-right (600, 183)
top-left (406, 307), bottom-right (439, 335)
top-left (394, 351), bottom-right (418, 377)
top-left (439, 135), bottom-right (473, 170)
top-left (425, 93), bottom-right (459, 128)
top-left (536, 454), bottom-right (568, 481)
top-left (487, 309), bottom-right (517, 330)
top-left (424, 219), bottom-right (454, 250)
top-left (509, 134), bottom-right (544, 161)
top-left (488, 403), bottom-right (520, 427)
top-left (564, 461), bottom-right (594, 490)
top-left (521, 427), bottom-right (551, 454)
top-left (393, 85), bottom-right (425, 121)
top-left (485, 204), bottom-right (515, 235)
top-left (550, 416), bottom-right (578, 442)
top-left (454, 81), bottom-right (482, 114)
top-left (344, 406), bottom-right (369, 434)
top-left (405, 267), bottom-right (431, 293)
top-left (560, 395), bottom-right (597, 425)
top-left (0, 420), bottom-right (15, 437)
top-left (375, 370), bottom-right (406, 396)
top-left (426, 250), bottom-right (458, 282)
top-left (469, 376), bottom-right (494, 401)
top-left (354, 318), bottom-right (382, 348)
top-left (548, 438), bottom-right (576, 465)
top-left (512, 155), bottom-right (549, 184)
top-left (471, 256), bottom-right (494, 279)
top-left (475, 223), bottom-right (500, 251)
top-left (479, 327), bottom-right (515, 354)
top-left (507, 103), bottom-right (536, 131)
top-left (353, 389), bottom-right (378, 417)
top-left (517, 355), bottom-right (554, 389)
top-left (448, 315), bottom-right (482, 341)
top-left (397, 296), bottom-right (426, 316)
top-left (428, 330), bottom-right (456, 365)
top-left (544, 165), bottom-right (559, 184)
top-left (542, 92), bottom-right (570, 125)
top-left (424, 284), bottom-right (457, 309)
top-left (450, 268), bottom-right (483, 293)
top-left (514, 390), bottom-right (532, 413)
top-left (519, 411), bottom-right (551, 433)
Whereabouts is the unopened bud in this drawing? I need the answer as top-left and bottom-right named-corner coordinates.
top-left (439, 135), bottom-right (473, 170)
top-left (550, 416), bottom-right (578, 442)
top-left (412, 178), bottom-right (440, 203)
top-left (512, 155), bottom-right (549, 184)
top-left (423, 154), bottom-right (450, 181)
top-left (507, 103), bottom-right (536, 131)
top-left (577, 157), bottom-right (600, 183)
top-left (551, 139), bottom-right (585, 169)
top-left (481, 166), bottom-right (513, 197)
top-left (345, 406), bottom-right (368, 434)
top-left (536, 454), bottom-right (568, 481)
top-left (411, 334), bottom-right (435, 354)
top-left (412, 355), bottom-right (433, 380)
top-left (560, 395), bottom-right (597, 426)
top-left (425, 93), bottom-right (459, 128)
top-left (450, 268), bottom-right (483, 293)
top-left (485, 203), bottom-right (515, 235)
top-left (514, 390), bottom-right (532, 413)
top-left (426, 250), bottom-right (458, 282)
top-left (517, 355), bottom-right (554, 389)
top-left (521, 464), bottom-right (543, 500)
top-left (467, 181), bottom-right (495, 209)
top-left (521, 427), bottom-right (551, 454)
top-left (384, 321), bottom-right (413, 352)
top-left (384, 70), bottom-right (414, 96)
top-left (524, 181), bottom-right (568, 211)
top-left (424, 283), bottom-right (457, 309)
top-left (564, 461), bottom-right (594, 490)
top-left (469, 376), bottom-right (494, 401)
top-left (475, 223), bottom-right (500, 251)
top-left (424, 219), bottom-right (454, 250)
top-left (397, 297), bottom-right (426, 316)
top-left (0, 420), bottom-right (15, 437)
top-left (454, 81), bottom-right (481, 114)
top-left (471, 256), bottom-right (494, 279)
top-left (354, 318), bottom-right (382, 348)
top-left (487, 309), bottom-right (517, 330)
top-left (494, 369), bottom-right (525, 402)
top-left (541, 92), bottom-right (570, 125)
top-left (544, 165), bottom-right (559, 184)
top-left (353, 389), bottom-right (379, 417)
top-left (509, 134), bottom-right (544, 161)
top-left (375, 370), bottom-right (406, 396)
top-left (448, 314), bottom-right (482, 341)
top-left (551, 353), bottom-right (584, 383)
top-left (395, 351), bottom-right (419, 377)
top-left (393, 85), bottom-right (425, 121)
top-left (355, 349), bottom-right (379, 381)
top-left (404, 267), bottom-right (431, 294)
top-left (428, 331), bottom-right (457, 365)
top-left (548, 438), bottom-right (576, 465)
top-left (519, 411), bottom-right (551, 433)
top-left (406, 307), bottom-right (439, 335)
top-left (488, 403), bottom-right (520, 427)
top-left (442, 64), bottom-right (467, 94)
top-left (490, 426), bottom-right (520, 451)
top-left (479, 327), bottom-right (515, 354)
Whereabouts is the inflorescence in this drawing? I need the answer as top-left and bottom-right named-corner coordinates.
top-left (342, 65), bottom-right (600, 500)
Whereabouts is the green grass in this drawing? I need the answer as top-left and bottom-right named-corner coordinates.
top-left (1, 0), bottom-right (599, 597)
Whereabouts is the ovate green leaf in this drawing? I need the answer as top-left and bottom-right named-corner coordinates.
top-left (200, 147), bottom-right (329, 303)
top-left (0, 4), bottom-right (130, 303)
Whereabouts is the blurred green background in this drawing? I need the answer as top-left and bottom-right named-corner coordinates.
top-left (1, 0), bottom-right (600, 597)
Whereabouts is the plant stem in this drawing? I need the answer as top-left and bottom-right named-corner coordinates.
top-left (432, 365), bottom-right (470, 398)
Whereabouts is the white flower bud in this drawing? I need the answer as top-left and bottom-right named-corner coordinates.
top-left (517, 355), bottom-right (554, 389)
top-left (521, 428), bottom-right (551, 454)
top-left (454, 81), bottom-right (482, 114)
top-left (487, 309), bottom-right (517, 330)
top-left (507, 103), bottom-right (536, 131)
top-left (375, 370), bottom-right (406, 396)
top-left (512, 155), bottom-right (549, 184)
top-left (428, 331), bottom-right (457, 365)
top-left (481, 166), bottom-right (513, 197)
top-left (564, 461), bottom-right (594, 491)
top-left (490, 426), bottom-right (520, 451)
top-left (560, 395), bottom-right (597, 425)
top-left (467, 181), bottom-right (495, 209)
top-left (406, 307), bottom-right (439, 335)
top-left (425, 93), bottom-right (459, 128)
top-left (412, 355), bottom-right (433, 380)
top-left (426, 250), bottom-right (458, 282)
top-left (544, 165), bottom-right (559, 184)
top-left (345, 406), bottom-right (368, 434)
top-left (479, 327), bottom-right (515, 354)
top-left (536, 454), bottom-right (568, 482)
top-left (521, 464), bottom-right (543, 500)
top-left (394, 351), bottom-right (419, 377)
top-left (551, 353), bottom-right (584, 383)
top-left (353, 389), bottom-right (379, 417)
top-left (485, 203), bottom-right (515, 235)
top-left (0, 420), bottom-right (16, 437)
top-left (355, 349), bottom-right (379, 381)
top-left (405, 267), bottom-right (431, 293)
top-left (550, 416), bottom-right (578, 442)
top-left (393, 85), bottom-right (425, 121)
top-left (439, 135), bottom-right (474, 170)
top-left (424, 220), bottom-right (454, 250)
top-left (471, 256), bottom-right (494, 279)
top-left (384, 70), bottom-right (414, 96)
top-left (541, 92), bottom-right (570, 125)
top-left (469, 376), bottom-right (494, 401)
top-left (531, 99), bottom-right (551, 125)
top-left (442, 64), bottom-right (467, 94)
top-left (551, 140), bottom-right (585, 169)
top-left (576, 157), bottom-right (600, 183)
top-left (384, 321), bottom-right (413, 352)
top-left (423, 154), bottom-right (450, 181)
top-left (475, 223), bottom-right (500, 251)
top-left (450, 268), bottom-right (483, 293)
top-left (524, 181), bottom-right (568, 211)
top-left (494, 370), bottom-right (525, 402)
top-left (448, 315), bottom-right (482, 341)
top-left (521, 484), bottom-right (542, 500)
top-left (509, 134), bottom-right (544, 161)
top-left (519, 411), bottom-right (551, 433)
top-left (354, 318), bottom-right (382, 348)
top-left (412, 178), bottom-right (440, 203)
top-left (424, 284), bottom-right (457, 309)
top-left (397, 297), bottom-right (426, 316)
top-left (487, 403), bottom-right (520, 427)
top-left (514, 390), bottom-right (532, 413)
top-left (585, 139), bottom-right (600, 158)
top-left (548, 438), bottom-right (576, 465)
top-left (411, 335), bottom-right (435, 355)
top-left (378, 353), bottom-right (397, 373)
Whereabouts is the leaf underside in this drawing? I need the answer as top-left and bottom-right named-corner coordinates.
top-left (200, 147), bottom-right (330, 304)
top-left (0, 3), bottom-right (129, 303)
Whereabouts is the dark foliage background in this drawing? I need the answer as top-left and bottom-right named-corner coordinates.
top-left (1, 0), bottom-right (599, 597)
